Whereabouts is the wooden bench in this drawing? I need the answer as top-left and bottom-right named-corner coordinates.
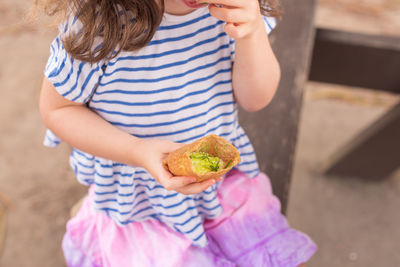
top-left (309, 29), bottom-right (400, 179)
top-left (239, 0), bottom-right (317, 213)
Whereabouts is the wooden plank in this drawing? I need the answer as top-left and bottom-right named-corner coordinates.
top-left (309, 28), bottom-right (400, 93)
top-left (323, 102), bottom-right (400, 179)
top-left (239, 0), bottom-right (317, 213)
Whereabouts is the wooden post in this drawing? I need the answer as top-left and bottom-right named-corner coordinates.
top-left (239, 0), bottom-right (317, 213)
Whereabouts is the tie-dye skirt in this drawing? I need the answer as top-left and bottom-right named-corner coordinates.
top-left (62, 170), bottom-right (317, 267)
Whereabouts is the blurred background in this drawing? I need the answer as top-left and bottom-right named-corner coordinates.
top-left (0, 0), bottom-right (399, 266)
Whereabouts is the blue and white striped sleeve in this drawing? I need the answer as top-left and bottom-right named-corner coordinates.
top-left (263, 16), bottom-right (277, 35)
top-left (43, 17), bottom-right (106, 148)
top-left (44, 17), bottom-right (105, 104)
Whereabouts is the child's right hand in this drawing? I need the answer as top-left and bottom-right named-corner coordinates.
top-left (137, 139), bottom-right (217, 195)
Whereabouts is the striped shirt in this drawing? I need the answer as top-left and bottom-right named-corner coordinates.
top-left (44, 7), bottom-right (277, 247)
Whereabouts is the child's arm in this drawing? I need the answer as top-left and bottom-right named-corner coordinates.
top-left (39, 77), bottom-right (216, 194)
top-left (231, 19), bottom-right (280, 112)
top-left (205, 0), bottom-right (281, 112)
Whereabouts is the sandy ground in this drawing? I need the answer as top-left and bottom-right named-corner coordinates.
top-left (0, 1), bottom-right (90, 266)
top-left (289, 83), bottom-right (400, 266)
top-left (0, 0), bottom-right (399, 266)
top-left (316, 0), bottom-right (400, 36)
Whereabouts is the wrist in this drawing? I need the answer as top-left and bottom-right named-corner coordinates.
top-left (236, 15), bottom-right (265, 42)
top-left (125, 136), bottom-right (148, 167)
top-left (235, 18), bottom-right (269, 52)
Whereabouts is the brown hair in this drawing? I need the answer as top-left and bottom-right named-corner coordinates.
top-left (36, 0), bottom-right (281, 63)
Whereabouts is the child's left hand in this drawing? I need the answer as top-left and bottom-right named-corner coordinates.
top-left (201, 0), bottom-right (264, 40)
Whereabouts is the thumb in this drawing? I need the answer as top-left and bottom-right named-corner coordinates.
top-left (159, 140), bottom-right (185, 156)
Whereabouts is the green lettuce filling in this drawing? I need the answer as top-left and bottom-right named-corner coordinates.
top-left (189, 152), bottom-right (222, 174)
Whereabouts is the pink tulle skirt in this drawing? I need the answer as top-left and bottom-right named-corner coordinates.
top-left (62, 171), bottom-right (317, 267)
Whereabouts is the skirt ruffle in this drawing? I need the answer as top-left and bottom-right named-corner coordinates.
top-left (62, 170), bottom-right (317, 267)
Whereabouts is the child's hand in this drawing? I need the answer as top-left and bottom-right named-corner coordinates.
top-left (138, 139), bottom-right (217, 195)
top-left (201, 0), bottom-right (264, 40)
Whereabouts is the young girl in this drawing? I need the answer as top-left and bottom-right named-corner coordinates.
top-left (38, 0), bottom-right (317, 266)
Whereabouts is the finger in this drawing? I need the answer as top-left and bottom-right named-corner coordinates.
top-left (160, 141), bottom-right (184, 161)
top-left (224, 22), bottom-right (250, 39)
top-left (162, 175), bottom-right (197, 191)
top-left (155, 164), bottom-right (196, 190)
top-left (178, 179), bottom-right (216, 195)
top-left (169, 141), bottom-right (185, 150)
top-left (161, 140), bottom-right (185, 153)
top-left (208, 5), bottom-right (248, 23)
